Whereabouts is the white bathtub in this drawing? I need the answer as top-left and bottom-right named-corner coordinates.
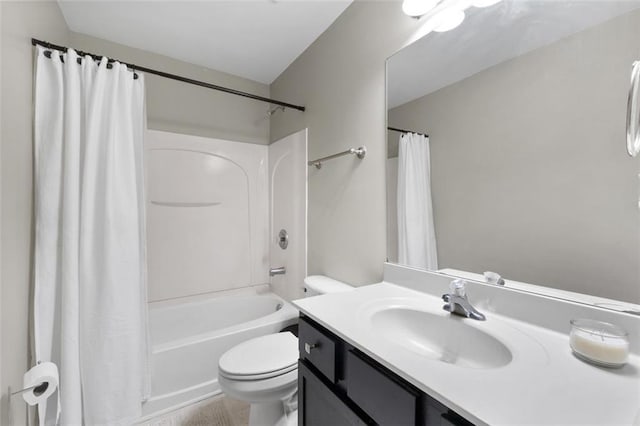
top-left (140, 287), bottom-right (299, 419)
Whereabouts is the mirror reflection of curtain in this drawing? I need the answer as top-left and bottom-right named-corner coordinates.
top-left (397, 133), bottom-right (438, 270)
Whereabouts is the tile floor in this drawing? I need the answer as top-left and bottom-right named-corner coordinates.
top-left (143, 395), bottom-right (250, 426)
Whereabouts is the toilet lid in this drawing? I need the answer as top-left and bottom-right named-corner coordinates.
top-left (219, 332), bottom-right (298, 380)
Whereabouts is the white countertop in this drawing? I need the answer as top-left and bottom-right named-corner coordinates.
top-left (293, 282), bottom-right (640, 426)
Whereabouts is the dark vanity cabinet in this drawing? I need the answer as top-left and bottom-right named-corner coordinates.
top-left (298, 315), bottom-right (474, 426)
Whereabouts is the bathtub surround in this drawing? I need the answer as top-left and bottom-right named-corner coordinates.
top-left (145, 129), bottom-right (307, 303)
top-left (34, 46), bottom-right (149, 424)
top-left (146, 130), bottom-right (269, 301)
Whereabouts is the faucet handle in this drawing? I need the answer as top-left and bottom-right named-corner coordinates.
top-left (449, 279), bottom-right (467, 297)
top-left (484, 271), bottom-right (505, 286)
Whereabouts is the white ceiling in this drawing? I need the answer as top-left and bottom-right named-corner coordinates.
top-left (57, 0), bottom-right (352, 84)
top-left (388, 0), bottom-right (640, 108)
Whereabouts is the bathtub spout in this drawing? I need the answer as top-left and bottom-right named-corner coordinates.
top-left (269, 266), bottom-right (286, 276)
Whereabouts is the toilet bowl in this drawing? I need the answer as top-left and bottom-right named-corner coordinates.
top-left (218, 276), bottom-right (353, 426)
top-left (219, 332), bottom-right (299, 426)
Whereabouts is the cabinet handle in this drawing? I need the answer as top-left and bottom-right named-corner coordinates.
top-left (305, 342), bottom-right (319, 354)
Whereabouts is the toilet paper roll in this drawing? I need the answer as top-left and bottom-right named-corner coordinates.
top-left (22, 362), bottom-right (58, 406)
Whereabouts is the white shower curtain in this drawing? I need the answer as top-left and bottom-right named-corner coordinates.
top-left (397, 132), bottom-right (438, 270)
top-left (33, 46), bottom-right (149, 425)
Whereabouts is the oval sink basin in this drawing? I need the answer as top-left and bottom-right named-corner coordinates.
top-left (371, 308), bottom-right (512, 369)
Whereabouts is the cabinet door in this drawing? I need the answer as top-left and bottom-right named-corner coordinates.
top-left (299, 316), bottom-right (339, 383)
top-left (299, 361), bottom-right (371, 426)
top-left (346, 350), bottom-right (419, 426)
top-left (424, 397), bottom-right (475, 426)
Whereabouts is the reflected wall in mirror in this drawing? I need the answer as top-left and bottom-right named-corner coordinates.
top-left (386, 0), bottom-right (640, 310)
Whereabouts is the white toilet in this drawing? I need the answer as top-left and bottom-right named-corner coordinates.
top-left (218, 275), bottom-right (353, 426)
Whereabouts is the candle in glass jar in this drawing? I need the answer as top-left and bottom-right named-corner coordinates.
top-left (570, 320), bottom-right (629, 366)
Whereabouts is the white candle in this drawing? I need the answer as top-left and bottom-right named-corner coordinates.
top-left (570, 328), bottom-right (629, 366)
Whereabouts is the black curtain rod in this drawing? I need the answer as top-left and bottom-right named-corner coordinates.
top-left (388, 126), bottom-right (429, 138)
top-left (32, 38), bottom-right (306, 112)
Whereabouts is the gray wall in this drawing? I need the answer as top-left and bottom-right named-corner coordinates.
top-left (388, 11), bottom-right (640, 303)
top-left (1, 2), bottom-right (69, 423)
top-left (270, 1), bottom-right (425, 285)
top-left (0, 1), bottom-right (4, 416)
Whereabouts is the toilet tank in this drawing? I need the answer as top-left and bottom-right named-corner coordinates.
top-left (304, 275), bottom-right (353, 297)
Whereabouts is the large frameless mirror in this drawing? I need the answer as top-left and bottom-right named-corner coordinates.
top-left (386, 0), bottom-right (640, 312)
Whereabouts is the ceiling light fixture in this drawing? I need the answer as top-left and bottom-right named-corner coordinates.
top-left (402, 0), bottom-right (441, 18)
top-left (432, 8), bottom-right (466, 32)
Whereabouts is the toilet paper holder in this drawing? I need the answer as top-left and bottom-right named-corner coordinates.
top-left (8, 360), bottom-right (56, 402)
top-left (6, 383), bottom-right (48, 426)
top-left (9, 382), bottom-right (49, 397)
top-left (7, 361), bottom-right (59, 425)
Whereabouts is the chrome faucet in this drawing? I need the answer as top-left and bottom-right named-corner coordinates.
top-left (442, 279), bottom-right (486, 321)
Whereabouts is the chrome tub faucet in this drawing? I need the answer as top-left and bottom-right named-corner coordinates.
top-left (269, 266), bottom-right (286, 276)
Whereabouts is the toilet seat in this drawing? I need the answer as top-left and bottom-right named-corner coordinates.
top-left (220, 362), bottom-right (297, 381)
top-left (219, 332), bottom-right (298, 381)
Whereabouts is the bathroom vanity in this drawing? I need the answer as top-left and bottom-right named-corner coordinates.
top-left (293, 264), bottom-right (640, 426)
top-left (298, 315), bottom-right (473, 425)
